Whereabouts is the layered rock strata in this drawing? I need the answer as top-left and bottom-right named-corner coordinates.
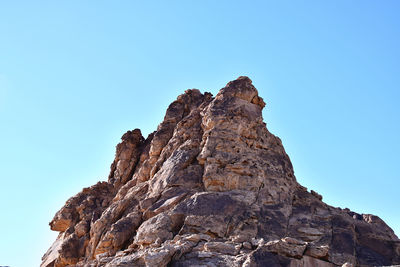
top-left (42, 77), bottom-right (400, 267)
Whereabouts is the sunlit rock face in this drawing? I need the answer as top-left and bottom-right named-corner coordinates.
top-left (42, 77), bottom-right (400, 267)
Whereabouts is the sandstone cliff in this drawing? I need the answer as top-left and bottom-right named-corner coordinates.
top-left (42, 77), bottom-right (400, 267)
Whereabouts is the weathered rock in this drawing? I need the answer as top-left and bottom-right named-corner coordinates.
top-left (42, 77), bottom-right (400, 267)
top-left (95, 211), bottom-right (142, 255)
top-left (289, 255), bottom-right (334, 267)
top-left (108, 129), bottom-right (145, 190)
top-left (305, 244), bottom-right (329, 259)
top-left (204, 241), bottom-right (239, 255)
top-left (264, 237), bottom-right (307, 259)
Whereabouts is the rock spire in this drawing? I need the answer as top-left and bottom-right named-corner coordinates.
top-left (42, 77), bottom-right (400, 267)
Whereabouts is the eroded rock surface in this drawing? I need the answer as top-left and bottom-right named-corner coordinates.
top-left (42, 77), bottom-right (400, 267)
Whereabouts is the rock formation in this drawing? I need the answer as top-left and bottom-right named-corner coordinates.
top-left (42, 77), bottom-right (400, 267)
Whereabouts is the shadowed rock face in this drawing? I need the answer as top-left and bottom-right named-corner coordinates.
top-left (42, 77), bottom-right (400, 267)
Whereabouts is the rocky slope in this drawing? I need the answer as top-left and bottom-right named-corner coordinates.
top-left (42, 77), bottom-right (400, 267)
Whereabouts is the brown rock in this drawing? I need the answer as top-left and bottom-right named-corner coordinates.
top-left (204, 241), bottom-right (239, 255)
top-left (95, 211), bottom-right (142, 255)
top-left (289, 255), bottom-right (334, 267)
top-left (41, 77), bottom-right (400, 267)
top-left (264, 237), bottom-right (307, 259)
top-left (305, 244), bottom-right (329, 259)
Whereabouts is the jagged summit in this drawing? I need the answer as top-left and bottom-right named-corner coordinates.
top-left (215, 76), bottom-right (265, 108)
top-left (42, 77), bottom-right (400, 267)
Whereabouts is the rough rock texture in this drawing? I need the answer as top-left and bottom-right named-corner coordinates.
top-left (42, 77), bottom-right (400, 267)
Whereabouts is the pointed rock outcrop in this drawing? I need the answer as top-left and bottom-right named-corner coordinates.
top-left (42, 77), bottom-right (400, 267)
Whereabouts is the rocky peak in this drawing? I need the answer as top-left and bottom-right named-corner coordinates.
top-left (42, 77), bottom-right (400, 267)
top-left (215, 76), bottom-right (265, 108)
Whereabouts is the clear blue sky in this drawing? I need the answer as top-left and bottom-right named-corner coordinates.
top-left (0, 1), bottom-right (399, 266)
